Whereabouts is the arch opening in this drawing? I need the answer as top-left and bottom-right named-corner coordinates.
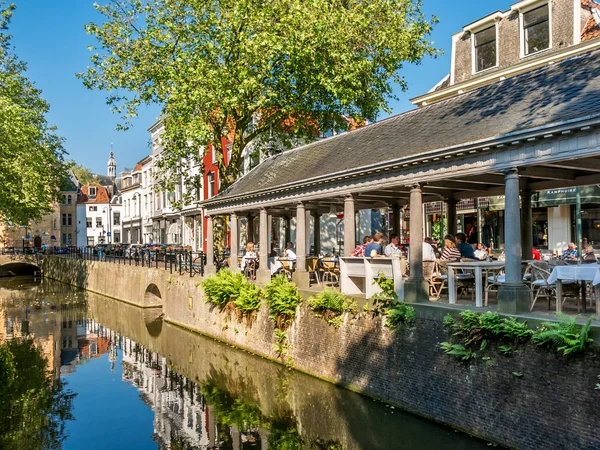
top-left (143, 308), bottom-right (163, 337)
top-left (144, 283), bottom-right (163, 307)
top-left (0, 263), bottom-right (41, 278)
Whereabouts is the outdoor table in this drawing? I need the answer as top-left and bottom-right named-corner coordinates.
top-left (547, 263), bottom-right (600, 315)
top-left (447, 261), bottom-right (505, 307)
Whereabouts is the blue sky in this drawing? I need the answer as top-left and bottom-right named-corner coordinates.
top-left (9, 0), bottom-right (514, 175)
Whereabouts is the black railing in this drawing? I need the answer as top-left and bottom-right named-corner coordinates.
top-left (50, 246), bottom-right (207, 277)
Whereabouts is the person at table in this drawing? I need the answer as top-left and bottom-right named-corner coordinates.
top-left (350, 235), bottom-right (371, 257)
top-left (467, 222), bottom-right (478, 245)
top-left (384, 234), bottom-right (402, 257)
top-left (269, 242), bottom-right (279, 258)
top-left (241, 241), bottom-right (257, 271)
top-left (474, 243), bottom-right (487, 261)
top-left (423, 237), bottom-right (436, 260)
top-left (440, 234), bottom-right (461, 261)
top-left (284, 241), bottom-right (297, 260)
top-left (456, 233), bottom-right (476, 259)
top-left (560, 242), bottom-right (578, 261)
top-left (365, 232), bottom-right (383, 258)
top-left (582, 245), bottom-right (597, 262)
top-left (531, 247), bottom-right (541, 261)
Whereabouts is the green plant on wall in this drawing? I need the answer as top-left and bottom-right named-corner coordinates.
top-left (307, 290), bottom-right (358, 328)
top-left (370, 272), bottom-right (416, 329)
top-left (532, 313), bottom-right (593, 356)
top-left (264, 275), bottom-right (302, 330)
top-left (201, 269), bottom-right (262, 323)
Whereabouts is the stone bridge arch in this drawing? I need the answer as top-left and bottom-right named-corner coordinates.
top-left (0, 259), bottom-right (41, 277)
top-left (143, 283), bottom-right (163, 308)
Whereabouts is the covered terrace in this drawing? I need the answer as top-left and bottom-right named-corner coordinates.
top-left (200, 48), bottom-right (600, 314)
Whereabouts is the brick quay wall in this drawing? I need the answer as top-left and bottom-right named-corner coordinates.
top-left (43, 256), bottom-right (600, 449)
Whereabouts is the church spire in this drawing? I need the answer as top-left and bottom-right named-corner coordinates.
top-left (107, 145), bottom-right (116, 179)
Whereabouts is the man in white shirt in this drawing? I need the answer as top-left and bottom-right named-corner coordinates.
top-left (423, 237), bottom-right (436, 260)
top-left (384, 234), bottom-right (402, 257)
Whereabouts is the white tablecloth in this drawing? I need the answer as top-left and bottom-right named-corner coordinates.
top-left (547, 264), bottom-right (600, 286)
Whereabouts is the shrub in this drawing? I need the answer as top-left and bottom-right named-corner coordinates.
top-left (532, 313), bottom-right (593, 356)
top-left (264, 275), bottom-right (302, 329)
top-left (201, 269), bottom-right (245, 309)
top-left (234, 283), bottom-right (263, 314)
top-left (385, 303), bottom-right (416, 328)
top-left (307, 290), bottom-right (358, 328)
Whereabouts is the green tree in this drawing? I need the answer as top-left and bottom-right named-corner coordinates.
top-left (0, 338), bottom-right (76, 450)
top-left (0, 3), bottom-right (67, 224)
top-left (80, 0), bottom-right (437, 193)
top-left (68, 160), bottom-right (97, 185)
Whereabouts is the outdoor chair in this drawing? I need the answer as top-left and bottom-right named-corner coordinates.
top-left (528, 261), bottom-right (579, 311)
top-left (422, 260), bottom-right (440, 298)
top-left (306, 256), bottom-right (321, 286)
top-left (280, 259), bottom-right (294, 281)
top-left (436, 260), bottom-right (475, 300)
top-left (320, 260), bottom-right (339, 285)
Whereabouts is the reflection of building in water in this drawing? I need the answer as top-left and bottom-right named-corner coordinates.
top-left (61, 319), bottom-right (116, 377)
top-left (121, 337), bottom-right (214, 449)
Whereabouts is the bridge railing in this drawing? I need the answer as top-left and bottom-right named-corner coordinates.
top-left (50, 246), bottom-right (207, 278)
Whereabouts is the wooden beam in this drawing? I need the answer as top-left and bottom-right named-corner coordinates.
top-left (542, 158), bottom-right (600, 173)
top-left (427, 181), bottom-right (491, 191)
top-left (519, 166), bottom-right (576, 181)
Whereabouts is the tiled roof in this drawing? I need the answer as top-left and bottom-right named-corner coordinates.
top-left (582, 1), bottom-right (600, 41)
top-left (210, 48), bottom-right (600, 203)
top-left (79, 183), bottom-right (110, 204)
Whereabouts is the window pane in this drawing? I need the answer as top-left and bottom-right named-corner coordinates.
top-left (475, 41), bottom-right (496, 72)
top-left (524, 5), bottom-right (549, 55)
top-left (523, 5), bottom-right (548, 27)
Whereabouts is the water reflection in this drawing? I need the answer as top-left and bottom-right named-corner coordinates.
top-left (0, 279), bottom-right (490, 450)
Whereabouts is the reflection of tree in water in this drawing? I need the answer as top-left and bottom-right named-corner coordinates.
top-left (0, 338), bottom-right (76, 450)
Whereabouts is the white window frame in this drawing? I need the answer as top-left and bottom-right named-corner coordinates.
top-left (471, 24), bottom-right (499, 74)
top-left (514, 0), bottom-right (552, 58)
top-left (89, 186), bottom-right (97, 198)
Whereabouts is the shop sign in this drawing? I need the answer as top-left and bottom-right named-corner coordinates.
top-left (534, 185), bottom-right (600, 207)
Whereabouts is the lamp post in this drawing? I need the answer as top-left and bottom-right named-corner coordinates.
top-left (102, 206), bottom-right (111, 244)
top-left (133, 192), bottom-right (142, 244)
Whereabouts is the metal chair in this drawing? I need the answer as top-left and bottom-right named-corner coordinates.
top-left (306, 256), bottom-right (321, 286)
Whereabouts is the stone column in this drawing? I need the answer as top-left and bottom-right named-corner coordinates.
top-left (257, 208), bottom-right (271, 284)
top-left (313, 212), bottom-right (321, 256)
top-left (521, 189), bottom-right (533, 262)
top-left (446, 197), bottom-right (456, 236)
top-left (205, 215), bottom-right (216, 276)
top-left (498, 169), bottom-right (530, 313)
top-left (305, 210), bottom-right (311, 255)
top-left (344, 195), bottom-right (356, 256)
top-left (229, 213), bottom-right (239, 272)
top-left (404, 184), bottom-right (429, 303)
top-left (293, 202), bottom-right (310, 288)
top-left (392, 203), bottom-right (401, 236)
top-left (284, 216), bottom-right (291, 245)
top-left (247, 215), bottom-right (254, 244)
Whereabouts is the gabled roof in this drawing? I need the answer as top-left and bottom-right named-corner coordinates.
top-left (79, 183), bottom-right (110, 204)
top-left (206, 48), bottom-right (600, 205)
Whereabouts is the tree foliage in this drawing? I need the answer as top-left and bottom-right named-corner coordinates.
top-left (0, 338), bottom-right (76, 450)
top-left (80, 0), bottom-right (438, 192)
top-left (0, 3), bottom-right (67, 224)
top-left (67, 160), bottom-right (97, 185)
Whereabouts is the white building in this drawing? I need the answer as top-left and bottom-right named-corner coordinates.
top-left (121, 164), bottom-right (143, 244)
top-left (77, 183), bottom-right (113, 246)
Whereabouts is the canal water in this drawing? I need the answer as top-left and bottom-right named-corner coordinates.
top-left (0, 279), bottom-right (492, 450)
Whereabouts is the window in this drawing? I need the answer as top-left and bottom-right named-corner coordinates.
top-left (62, 233), bottom-right (66, 245)
top-left (89, 186), bottom-right (97, 198)
top-left (62, 214), bottom-right (67, 226)
top-left (68, 233), bottom-right (72, 244)
top-left (53, 219), bottom-right (57, 230)
top-left (87, 236), bottom-right (95, 246)
top-left (212, 146), bottom-right (217, 164)
top-left (144, 195), bottom-right (148, 213)
top-left (62, 195), bottom-right (67, 204)
top-left (114, 231), bottom-right (121, 243)
top-left (67, 214), bottom-right (72, 226)
top-left (86, 218), bottom-right (92, 228)
top-left (113, 212), bottom-right (120, 226)
top-left (474, 26), bottom-right (496, 72)
top-left (67, 195), bottom-right (72, 205)
top-left (207, 172), bottom-right (215, 198)
top-left (89, 206), bottom-right (97, 212)
top-left (96, 217), bottom-right (102, 228)
top-left (523, 4), bottom-right (549, 55)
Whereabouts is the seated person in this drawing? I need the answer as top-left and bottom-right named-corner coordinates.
top-left (269, 242), bottom-right (279, 258)
top-left (364, 232), bottom-right (383, 258)
top-left (474, 243), bottom-right (487, 261)
top-left (423, 237), bottom-right (436, 260)
top-left (440, 234), bottom-right (461, 261)
top-left (561, 242), bottom-right (578, 261)
top-left (284, 242), bottom-right (297, 261)
top-left (456, 233), bottom-right (476, 260)
top-left (350, 236), bottom-right (372, 257)
top-left (241, 242), bottom-right (257, 271)
top-left (384, 234), bottom-right (402, 257)
top-left (531, 247), bottom-right (541, 261)
top-left (583, 245), bottom-right (597, 262)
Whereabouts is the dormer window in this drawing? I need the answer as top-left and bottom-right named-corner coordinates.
top-left (474, 26), bottom-right (497, 72)
top-left (89, 186), bottom-right (97, 198)
top-left (523, 4), bottom-right (550, 55)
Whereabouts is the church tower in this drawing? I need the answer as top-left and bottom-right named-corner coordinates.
top-left (107, 147), bottom-right (116, 179)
